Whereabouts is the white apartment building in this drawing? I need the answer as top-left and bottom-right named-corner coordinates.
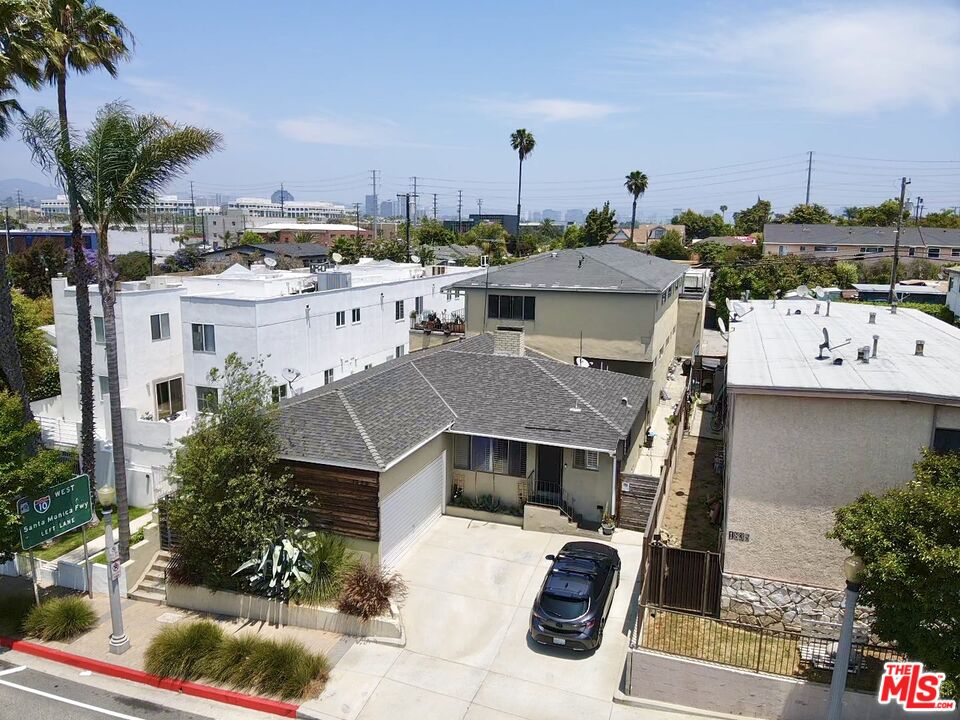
top-left (40, 194), bottom-right (218, 218)
top-left (32, 260), bottom-right (482, 507)
top-left (227, 197), bottom-right (348, 221)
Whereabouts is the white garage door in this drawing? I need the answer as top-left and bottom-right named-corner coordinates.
top-left (380, 451), bottom-right (445, 569)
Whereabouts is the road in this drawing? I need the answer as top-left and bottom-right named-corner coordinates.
top-left (0, 659), bottom-right (215, 720)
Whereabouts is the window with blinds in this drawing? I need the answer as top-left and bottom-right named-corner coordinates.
top-left (573, 448), bottom-right (599, 471)
top-left (453, 435), bottom-right (526, 476)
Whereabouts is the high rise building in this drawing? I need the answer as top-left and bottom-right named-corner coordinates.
top-left (379, 199), bottom-right (396, 217)
top-left (365, 194), bottom-right (378, 216)
top-left (542, 209), bottom-right (561, 222)
top-left (565, 209), bottom-right (585, 224)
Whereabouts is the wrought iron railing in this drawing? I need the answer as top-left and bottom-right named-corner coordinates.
top-left (522, 469), bottom-right (582, 525)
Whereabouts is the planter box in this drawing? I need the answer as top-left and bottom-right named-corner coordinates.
top-left (165, 583), bottom-right (403, 643)
top-left (444, 505), bottom-right (524, 527)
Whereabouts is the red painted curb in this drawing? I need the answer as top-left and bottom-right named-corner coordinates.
top-left (0, 636), bottom-right (300, 717)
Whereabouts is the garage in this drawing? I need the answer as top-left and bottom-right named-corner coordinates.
top-left (379, 451), bottom-right (446, 568)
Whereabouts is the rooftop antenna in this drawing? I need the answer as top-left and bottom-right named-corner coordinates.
top-left (718, 316), bottom-right (730, 341)
top-left (263, 256), bottom-right (277, 268)
top-left (817, 327), bottom-right (852, 360)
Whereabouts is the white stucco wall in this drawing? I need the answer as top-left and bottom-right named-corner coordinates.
top-left (724, 392), bottom-right (960, 589)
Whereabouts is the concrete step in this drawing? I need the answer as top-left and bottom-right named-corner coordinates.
top-left (139, 577), bottom-right (165, 589)
top-left (130, 588), bottom-right (165, 605)
top-left (143, 570), bottom-right (165, 583)
top-left (155, 550), bottom-right (172, 562)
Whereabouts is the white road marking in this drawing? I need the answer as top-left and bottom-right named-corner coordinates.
top-left (0, 677), bottom-right (146, 719)
top-left (0, 666), bottom-right (26, 677)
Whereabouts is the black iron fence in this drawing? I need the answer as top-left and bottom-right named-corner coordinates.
top-left (639, 605), bottom-right (903, 692)
top-left (156, 493), bottom-right (178, 551)
top-left (644, 543), bottom-right (722, 616)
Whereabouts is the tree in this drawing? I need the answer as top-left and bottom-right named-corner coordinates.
top-left (11, 291), bottom-right (59, 400)
top-left (840, 200), bottom-right (905, 227)
top-left (370, 236), bottom-right (408, 263)
top-left (0, 0), bottom-right (42, 136)
top-left (0, 391), bottom-right (74, 561)
top-left (160, 246), bottom-right (204, 273)
top-left (719, 204), bottom-right (728, 222)
top-left (560, 223), bottom-right (583, 249)
top-left (292, 231), bottom-right (312, 244)
top-left (904, 259), bottom-right (940, 281)
top-left (510, 128), bottom-right (535, 255)
top-left (580, 202), bottom-right (617, 247)
top-left (670, 209), bottom-right (726, 240)
top-left (649, 229), bottom-right (690, 260)
top-left (921, 209), bottom-right (960, 229)
top-left (777, 203), bottom-right (834, 225)
top-left (113, 250), bottom-right (150, 280)
top-left (166, 354), bottom-right (305, 589)
top-left (413, 218), bottom-right (455, 246)
top-left (26, 0), bottom-right (132, 496)
top-left (8, 237), bottom-right (68, 297)
top-left (624, 170), bottom-right (649, 244)
top-left (830, 449), bottom-right (960, 698)
top-left (240, 229), bottom-right (261, 245)
top-left (733, 198), bottom-right (772, 236)
top-left (414, 244), bottom-right (436, 266)
top-left (833, 261), bottom-right (859, 288)
top-left (464, 221), bottom-right (509, 245)
top-left (23, 102), bottom-right (220, 561)
top-left (330, 235), bottom-right (367, 265)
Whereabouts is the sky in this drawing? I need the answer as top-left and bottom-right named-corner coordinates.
top-left (2, 0), bottom-right (959, 221)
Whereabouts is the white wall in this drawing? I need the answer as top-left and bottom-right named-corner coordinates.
top-left (947, 271), bottom-right (960, 317)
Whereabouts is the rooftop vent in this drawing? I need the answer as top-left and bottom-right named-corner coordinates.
top-left (815, 303), bottom-right (821, 315)
top-left (826, 299), bottom-right (831, 317)
top-left (493, 326), bottom-right (526, 357)
top-left (857, 346), bottom-right (870, 363)
top-left (872, 335), bottom-right (879, 358)
top-left (869, 312), bottom-right (876, 324)
top-left (915, 340), bottom-right (925, 356)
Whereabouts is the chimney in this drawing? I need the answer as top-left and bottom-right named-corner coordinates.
top-left (915, 340), bottom-right (925, 356)
top-left (868, 312), bottom-right (876, 324)
top-left (872, 335), bottom-right (879, 358)
top-left (493, 326), bottom-right (526, 357)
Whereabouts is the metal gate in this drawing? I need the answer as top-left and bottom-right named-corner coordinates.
top-left (645, 543), bottom-right (721, 616)
top-left (156, 493), bottom-right (179, 551)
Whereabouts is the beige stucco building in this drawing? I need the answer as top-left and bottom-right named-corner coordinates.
top-left (721, 295), bottom-right (960, 629)
top-left (763, 223), bottom-right (960, 264)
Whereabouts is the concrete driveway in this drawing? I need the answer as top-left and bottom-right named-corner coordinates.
top-left (302, 516), bottom-right (690, 720)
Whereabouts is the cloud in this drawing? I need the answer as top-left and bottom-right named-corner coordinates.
top-left (124, 76), bottom-right (255, 128)
top-left (645, 3), bottom-right (960, 115)
top-left (276, 116), bottom-right (399, 146)
top-left (477, 97), bottom-right (620, 122)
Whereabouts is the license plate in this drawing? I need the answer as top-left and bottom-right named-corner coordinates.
top-left (552, 637), bottom-right (566, 646)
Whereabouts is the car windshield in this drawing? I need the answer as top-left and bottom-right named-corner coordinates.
top-left (540, 593), bottom-right (588, 619)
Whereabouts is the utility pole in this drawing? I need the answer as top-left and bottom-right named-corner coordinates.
top-left (280, 182), bottom-right (285, 218)
top-left (353, 202), bottom-right (361, 240)
top-left (398, 193), bottom-right (411, 261)
top-left (477, 198), bottom-right (483, 224)
top-left (411, 176), bottom-right (418, 227)
top-left (147, 196), bottom-right (154, 274)
top-left (914, 196), bottom-right (924, 224)
top-left (889, 176), bottom-right (911, 305)
top-left (190, 180), bottom-right (196, 234)
top-left (457, 190), bottom-right (463, 238)
top-left (370, 169), bottom-right (379, 240)
top-left (432, 193), bottom-right (437, 220)
top-left (805, 151), bottom-right (813, 205)
top-left (16, 189), bottom-right (22, 222)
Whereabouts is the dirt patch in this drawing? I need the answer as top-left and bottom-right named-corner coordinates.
top-left (660, 435), bottom-right (721, 551)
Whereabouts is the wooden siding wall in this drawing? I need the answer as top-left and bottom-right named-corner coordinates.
top-left (286, 461), bottom-right (380, 541)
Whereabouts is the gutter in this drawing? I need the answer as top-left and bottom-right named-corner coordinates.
top-left (726, 384), bottom-right (960, 408)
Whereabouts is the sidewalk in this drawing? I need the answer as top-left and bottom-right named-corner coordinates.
top-left (58, 512), bottom-right (157, 564)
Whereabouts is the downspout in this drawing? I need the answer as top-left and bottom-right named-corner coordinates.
top-left (610, 451), bottom-right (618, 516)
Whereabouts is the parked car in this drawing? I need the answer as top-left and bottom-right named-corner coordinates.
top-left (529, 541), bottom-right (620, 651)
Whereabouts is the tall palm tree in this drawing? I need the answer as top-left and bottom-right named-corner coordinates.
top-left (509, 129), bottom-right (535, 256)
top-left (720, 204), bottom-right (728, 222)
top-left (624, 171), bottom-right (649, 244)
top-left (23, 103), bottom-right (221, 559)
top-left (34, 0), bottom-right (132, 487)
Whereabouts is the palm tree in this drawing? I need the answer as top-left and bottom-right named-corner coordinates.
top-left (293, 231), bottom-right (313, 244)
top-left (23, 103), bottom-right (221, 559)
top-left (34, 0), bottom-right (133, 488)
top-left (720, 204), bottom-right (728, 222)
top-left (624, 171), bottom-right (649, 244)
top-left (509, 129), bottom-right (535, 256)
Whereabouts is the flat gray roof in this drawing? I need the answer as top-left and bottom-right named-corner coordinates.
top-left (726, 297), bottom-right (960, 403)
top-left (852, 283), bottom-right (945, 296)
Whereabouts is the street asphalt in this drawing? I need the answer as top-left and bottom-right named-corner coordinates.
top-left (0, 658), bottom-right (210, 720)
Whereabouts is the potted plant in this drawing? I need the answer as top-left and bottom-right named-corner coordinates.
top-left (601, 506), bottom-right (616, 536)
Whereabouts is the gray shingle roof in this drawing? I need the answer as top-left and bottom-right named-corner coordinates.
top-left (278, 334), bottom-right (651, 470)
top-left (444, 246), bottom-right (686, 294)
top-left (763, 224), bottom-right (960, 248)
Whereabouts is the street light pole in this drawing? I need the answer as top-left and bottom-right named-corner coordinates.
top-left (827, 554), bottom-right (864, 720)
top-left (97, 485), bottom-right (130, 655)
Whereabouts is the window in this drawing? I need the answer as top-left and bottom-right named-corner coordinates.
top-left (155, 377), bottom-right (184, 420)
top-left (364, 363), bottom-right (373, 370)
top-left (493, 439), bottom-right (527, 476)
top-left (487, 294), bottom-right (535, 320)
top-left (98, 375), bottom-right (109, 398)
top-left (859, 247), bottom-right (883, 255)
top-left (324, 368), bottom-right (334, 384)
top-left (952, 249), bottom-right (960, 257)
top-left (271, 384), bottom-right (288, 403)
top-left (454, 435), bottom-right (471, 469)
top-left (191, 323), bottom-right (216, 352)
top-left (415, 296), bottom-right (424, 314)
top-left (908, 247), bottom-right (916, 257)
top-left (471, 436), bottom-right (492, 472)
top-left (395, 345), bottom-right (405, 358)
top-left (395, 300), bottom-right (404, 320)
top-left (335, 310), bottom-right (346, 327)
top-left (93, 316), bottom-right (105, 344)
top-left (150, 313), bottom-right (170, 341)
top-left (196, 386), bottom-right (218, 412)
top-left (927, 247), bottom-right (940, 259)
top-left (813, 245), bottom-right (838, 253)
top-left (454, 435), bottom-right (527, 476)
top-left (352, 307), bottom-right (361, 323)
top-left (933, 428), bottom-right (960, 453)
top-left (573, 449), bottom-right (599, 471)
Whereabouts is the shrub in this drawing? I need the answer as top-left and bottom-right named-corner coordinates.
top-left (197, 634), bottom-right (260, 687)
top-left (294, 533), bottom-right (355, 605)
top-left (337, 562), bottom-right (407, 620)
top-left (22, 596), bottom-right (97, 641)
top-left (144, 620), bottom-right (224, 679)
top-left (244, 637), bottom-right (329, 700)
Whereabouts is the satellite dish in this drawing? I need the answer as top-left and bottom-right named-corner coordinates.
top-left (411, 255), bottom-right (420, 264)
top-left (282, 367), bottom-right (301, 383)
top-left (718, 317), bottom-right (728, 336)
top-left (331, 252), bottom-right (343, 264)
top-left (575, 357), bottom-right (591, 368)
top-left (263, 256), bottom-right (277, 268)
top-left (813, 286), bottom-right (826, 300)
top-left (796, 284), bottom-right (811, 297)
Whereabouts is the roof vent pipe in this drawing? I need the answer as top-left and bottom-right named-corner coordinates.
top-left (915, 340), bottom-right (925, 356)
top-left (815, 303), bottom-right (821, 315)
top-left (869, 312), bottom-right (876, 325)
top-left (872, 335), bottom-right (879, 358)
top-left (826, 299), bottom-right (831, 317)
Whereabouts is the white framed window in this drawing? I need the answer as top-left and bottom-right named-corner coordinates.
top-left (415, 296), bottom-right (424, 314)
top-left (813, 245), bottom-right (837, 253)
top-left (93, 316), bottom-right (105, 344)
top-left (196, 386), bottom-right (219, 412)
top-left (335, 310), bottom-right (346, 327)
top-left (573, 448), bottom-right (599, 471)
top-left (271, 384), bottom-right (288, 403)
top-left (928, 247), bottom-right (940, 259)
top-left (352, 307), bottom-right (361, 323)
top-left (155, 377), bottom-right (185, 420)
top-left (324, 368), bottom-right (334, 385)
top-left (150, 313), bottom-right (170, 341)
top-left (395, 300), bottom-right (405, 321)
top-left (395, 345), bottom-right (405, 358)
top-left (98, 375), bottom-right (109, 398)
top-left (191, 323), bottom-right (216, 352)
top-left (363, 363), bottom-right (373, 370)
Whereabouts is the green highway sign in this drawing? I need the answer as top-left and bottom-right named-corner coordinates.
top-left (18, 474), bottom-right (93, 551)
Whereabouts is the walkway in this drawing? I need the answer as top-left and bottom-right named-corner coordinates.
top-left (59, 512), bottom-right (157, 564)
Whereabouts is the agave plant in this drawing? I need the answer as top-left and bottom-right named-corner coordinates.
top-left (233, 528), bottom-right (315, 601)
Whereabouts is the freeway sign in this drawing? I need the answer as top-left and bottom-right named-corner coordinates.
top-left (18, 474), bottom-right (93, 550)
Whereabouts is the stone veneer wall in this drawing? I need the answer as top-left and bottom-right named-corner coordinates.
top-left (721, 572), bottom-right (874, 634)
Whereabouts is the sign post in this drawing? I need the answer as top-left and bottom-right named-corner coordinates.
top-left (81, 525), bottom-right (93, 598)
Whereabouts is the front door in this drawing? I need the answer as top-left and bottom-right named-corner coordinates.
top-left (535, 445), bottom-right (563, 503)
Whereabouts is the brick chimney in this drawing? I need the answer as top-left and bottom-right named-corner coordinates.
top-left (493, 326), bottom-right (525, 357)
